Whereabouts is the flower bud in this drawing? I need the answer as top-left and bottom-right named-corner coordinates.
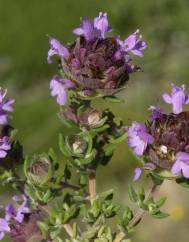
top-left (24, 154), bottom-right (52, 186)
top-left (66, 135), bottom-right (88, 156)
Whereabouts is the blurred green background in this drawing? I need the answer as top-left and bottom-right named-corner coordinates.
top-left (1, 0), bottom-right (189, 241)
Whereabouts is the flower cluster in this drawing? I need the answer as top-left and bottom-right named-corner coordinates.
top-left (0, 195), bottom-right (30, 240)
top-left (0, 88), bottom-right (13, 159)
top-left (127, 84), bottom-right (189, 179)
top-left (48, 12), bottom-right (147, 105)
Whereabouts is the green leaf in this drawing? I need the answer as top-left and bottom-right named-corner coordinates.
top-left (156, 197), bottom-right (167, 208)
top-left (109, 132), bottom-right (127, 144)
top-left (151, 211), bottom-right (169, 219)
top-left (103, 143), bottom-right (115, 156)
top-left (138, 187), bottom-right (145, 202)
top-left (103, 95), bottom-right (124, 103)
top-left (176, 177), bottom-right (189, 188)
top-left (149, 173), bottom-right (164, 185)
top-left (59, 134), bottom-right (71, 157)
top-left (123, 206), bottom-right (133, 221)
top-left (128, 185), bottom-right (137, 203)
top-left (99, 189), bottom-right (114, 201)
top-left (37, 221), bottom-right (49, 239)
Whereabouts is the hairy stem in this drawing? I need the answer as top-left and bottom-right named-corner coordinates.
top-left (88, 171), bottom-right (96, 204)
top-left (113, 182), bottom-right (161, 242)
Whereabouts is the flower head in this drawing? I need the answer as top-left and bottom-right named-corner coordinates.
top-left (50, 75), bottom-right (74, 105)
top-left (48, 13), bottom-right (147, 101)
top-left (0, 136), bottom-right (11, 158)
top-left (127, 84), bottom-right (189, 179)
top-left (127, 122), bottom-right (154, 156)
top-left (163, 84), bottom-right (189, 114)
top-left (171, 152), bottom-right (189, 178)
top-left (0, 88), bottom-right (14, 125)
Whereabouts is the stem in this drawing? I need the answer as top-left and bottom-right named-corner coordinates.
top-left (63, 223), bottom-right (74, 238)
top-left (113, 182), bottom-right (161, 242)
top-left (88, 171), bottom-right (96, 204)
top-left (61, 181), bottom-right (81, 191)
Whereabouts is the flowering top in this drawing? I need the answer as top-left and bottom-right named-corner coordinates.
top-left (0, 195), bottom-right (30, 240)
top-left (127, 84), bottom-right (189, 179)
top-left (48, 12), bottom-right (147, 105)
top-left (0, 88), bottom-right (14, 125)
top-left (163, 84), bottom-right (189, 114)
top-left (127, 122), bottom-right (154, 156)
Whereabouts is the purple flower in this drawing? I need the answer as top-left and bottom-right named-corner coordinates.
top-left (162, 84), bottom-right (189, 114)
top-left (47, 37), bottom-right (69, 64)
top-left (5, 195), bottom-right (30, 224)
top-left (133, 167), bottom-right (142, 181)
top-left (94, 12), bottom-right (112, 38)
top-left (73, 18), bottom-right (95, 41)
top-left (127, 122), bottom-right (154, 156)
top-left (0, 218), bottom-right (10, 240)
top-left (50, 75), bottom-right (74, 106)
top-left (0, 136), bottom-right (11, 158)
top-left (148, 106), bottom-right (164, 121)
top-left (117, 30), bottom-right (147, 58)
top-left (171, 152), bottom-right (189, 178)
top-left (0, 88), bottom-right (14, 125)
top-left (73, 12), bottom-right (111, 41)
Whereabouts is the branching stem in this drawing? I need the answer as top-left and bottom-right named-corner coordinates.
top-left (113, 182), bottom-right (161, 242)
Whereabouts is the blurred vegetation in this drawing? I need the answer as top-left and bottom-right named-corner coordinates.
top-left (1, 0), bottom-right (189, 241)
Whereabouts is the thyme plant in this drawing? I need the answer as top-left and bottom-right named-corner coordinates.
top-left (0, 12), bottom-right (188, 242)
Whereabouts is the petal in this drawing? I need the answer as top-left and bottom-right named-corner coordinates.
top-left (184, 95), bottom-right (189, 104)
top-left (133, 168), bottom-right (142, 181)
top-left (162, 93), bottom-right (172, 104)
top-left (0, 218), bottom-right (10, 232)
top-left (134, 140), bottom-right (147, 156)
top-left (2, 99), bottom-right (14, 112)
top-left (50, 76), bottom-right (72, 106)
top-left (73, 27), bottom-right (84, 36)
top-left (0, 232), bottom-right (5, 240)
top-left (171, 161), bottom-right (181, 176)
top-left (172, 91), bottom-right (185, 114)
top-left (124, 34), bottom-right (137, 50)
top-left (0, 113), bottom-right (8, 125)
top-left (176, 152), bottom-right (189, 163)
top-left (94, 12), bottom-right (111, 38)
top-left (0, 150), bottom-right (7, 158)
top-left (181, 162), bottom-right (189, 178)
top-left (48, 37), bottom-right (69, 64)
top-left (131, 49), bottom-right (143, 57)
